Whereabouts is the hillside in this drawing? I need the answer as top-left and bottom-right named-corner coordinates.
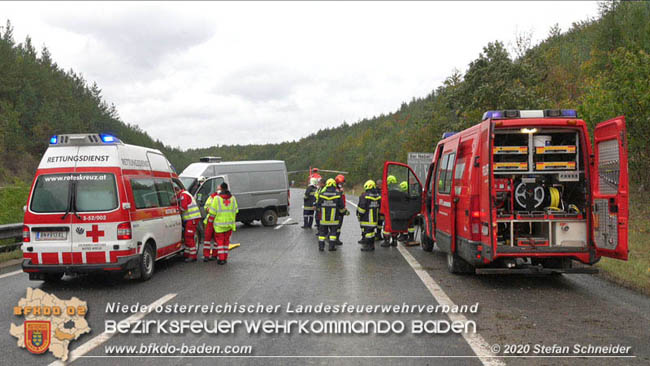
top-left (1, 1), bottom-right (648, 189)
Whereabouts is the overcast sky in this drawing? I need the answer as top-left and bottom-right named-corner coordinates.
top-left (2, 1), bottom-right (600, 149)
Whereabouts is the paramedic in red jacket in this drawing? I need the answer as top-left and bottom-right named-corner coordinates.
top-left (175, 185), bottom-right (202, 262)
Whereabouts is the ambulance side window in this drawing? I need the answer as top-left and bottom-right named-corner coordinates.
top-left (130, 178), bottom-right (160, 209)
top-left (154, 179), bottom-right (175, 207)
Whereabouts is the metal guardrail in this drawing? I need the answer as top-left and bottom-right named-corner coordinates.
top-left (0, 223), bottom-right (22, 252)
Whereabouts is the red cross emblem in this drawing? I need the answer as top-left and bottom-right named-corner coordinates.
top-left (86, 224), bottom-right (105, 243)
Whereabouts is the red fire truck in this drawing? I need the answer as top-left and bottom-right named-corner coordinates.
top-left (382, 110), bottom-right (628, 274)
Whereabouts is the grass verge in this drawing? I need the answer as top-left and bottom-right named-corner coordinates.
top-left (596, 189), bottom-right (650, 295)
top-left (0, 183), bottom-right (30, 225)
top-left (0, 249), bottom-right (23, 263)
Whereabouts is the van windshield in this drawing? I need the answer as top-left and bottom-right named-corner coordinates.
top-left (180, 177), bottom-right (197, 193)
top-left (30, 173), bottom-right (118, 213)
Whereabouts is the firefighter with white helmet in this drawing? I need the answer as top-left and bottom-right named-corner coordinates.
top-left (357, 180), bottom-right (381, 251)
top-left (302, 177), bottom-right (319, 228)
top-left (315, 178), bottom-right (345, 251)
top-left (174, 184), bottom-right (202, 262)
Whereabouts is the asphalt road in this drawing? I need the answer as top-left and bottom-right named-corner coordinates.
top-left (0, 188), bottom-right (648, 365)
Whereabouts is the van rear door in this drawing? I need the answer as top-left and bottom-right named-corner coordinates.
top-left (381, 162), bottom-right (423, 233)
top-left (591, 116), bottom-right (628, 260)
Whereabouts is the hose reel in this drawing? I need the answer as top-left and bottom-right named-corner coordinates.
top-left (514, 182), bottom-right (561, 211)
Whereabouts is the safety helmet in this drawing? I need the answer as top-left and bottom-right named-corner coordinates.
top-left (386, 175), bottom-right (397, 185)
top-left (309, 177), bottom-right (318, 186)
top-left (198, 176), bottom-right (208, 185)
top-left (335, 174), bottom-right (345, 184)
top-left (400, 181), bottom-right (408, 192)
top-left (364, 180), bottom-right (376, 191)
top-left (326, 178), bottom-right (337, 187)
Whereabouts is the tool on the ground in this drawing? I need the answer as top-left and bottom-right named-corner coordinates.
top-left (229, 243), bottom-right (240, 250)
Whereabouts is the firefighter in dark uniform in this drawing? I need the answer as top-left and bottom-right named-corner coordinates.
top-left (357, 180), bottom-right (381, 252)
top-left (302, 177), bottom-right (318, 228)
top-left (374, 178), bottom-right (384, 243)
top-left (334, 174), bottom-right (349, 245)
top-left (315, 178), bottom-right (345, 251)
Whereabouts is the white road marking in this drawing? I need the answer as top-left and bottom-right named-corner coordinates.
top-left (346, 200), bottom-right (357, 208)
top-left (49, 293), bottom-right (177, 366)
top-left (0, 269), bottom-right (22, 279)
top-left (397, 245), bottom-right (505, 366)
top-left (274, 217), bottom-right (293, 230)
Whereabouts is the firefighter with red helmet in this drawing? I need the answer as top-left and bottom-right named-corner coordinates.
top-left (204, 182), bottom-right (239, 264)
top-left (174, 184), bottom-right (202, 262)
top-left (334, 174), bottom-right (350, 245)
top-left (315, 178), bottom-right (345, 251)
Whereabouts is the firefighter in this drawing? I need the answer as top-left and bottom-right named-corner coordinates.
top-left (357, 180), bottom-right (381, 252)
top-left (302, 177), bottom-right (318, 228)
top-left (334, 174), bottom-right (350, 245)
top-left (375, 178), bottom-right (384, 242)
top-left (382, 175), bottom-right (400, 247)
top-left (314, 178), bottom-right (325, 234)
top-left (204, 182), bottom-right (239, 264)
top-left (398, 181), bottom-right (416, 243)
top-left (174, 185), bottom-right (202, 262)
top-left (315, 178), bottom-right (345, 251)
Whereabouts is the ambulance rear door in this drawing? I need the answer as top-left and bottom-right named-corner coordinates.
top-left (70, 145), bottom-right (123, 265)
top-left (591, 116), bottom-right (628, 260)
top-left (26, 146), bottom-right (78, 265)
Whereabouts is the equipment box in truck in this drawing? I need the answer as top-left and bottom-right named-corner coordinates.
top-left (382, 109), bottom-right (628, 274)
top-left (179, 158), bottom-right (289, 227)
top-left (22, 133), bottom-right (184, 282)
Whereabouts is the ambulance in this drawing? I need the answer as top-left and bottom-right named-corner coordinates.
top-left (21, 133), bottom-right (184, 281)
top-left (382, 110), bottom-right (629, 274)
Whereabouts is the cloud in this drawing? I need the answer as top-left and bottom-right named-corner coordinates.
top-left (217, 65), bottom-right (312, 103)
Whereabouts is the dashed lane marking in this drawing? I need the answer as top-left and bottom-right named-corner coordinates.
top-left (0, 269), bottom-right (22, 279)
top-left (397, 245), bottom-right (505, 366)
top-left (274, 218), bottom-right (293, 230)
top-left (49, 293), bottom-right (177, 366)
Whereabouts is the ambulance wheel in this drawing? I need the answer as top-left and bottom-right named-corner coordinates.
top-left (139, 243), bottom-right (155, 281)
top-left (447, 252), bottom-right (474, 274)
top-left (261, 209), bottom-right (278, 227)
top-left (42, 273), bottom-right (63, 282)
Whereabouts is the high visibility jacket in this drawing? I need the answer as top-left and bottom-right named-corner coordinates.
top-left (203, 192), bottom-right (219, 225)
top-left (208, 193), bottom-right (239, 233)
top-left (303, 185), bottom-right (317, 210)
top-left (357, 190), bottom-right (381, 227)
top-left (178, 191), bottom-right (201, 221)
top-left (315, 186), bottom-right (344, 226)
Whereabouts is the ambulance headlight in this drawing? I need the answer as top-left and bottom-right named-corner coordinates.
top-left (50, 136), bottom-right (58, 144)
top-left (100, 134), bottom-right (116, 143)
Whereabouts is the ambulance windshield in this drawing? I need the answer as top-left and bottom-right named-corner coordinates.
top-left (30, 173), bottom-right (118, 213)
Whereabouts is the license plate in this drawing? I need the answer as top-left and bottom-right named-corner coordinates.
top-left (36, 231), bottom-right (67, 241)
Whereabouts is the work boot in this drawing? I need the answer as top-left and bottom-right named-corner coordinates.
top-left (358, 238), bottom-right (365, 244)
top-left (335, 239), bottom-right (342, 246)
top-left (203, 257), bottom-right (209, 262)
top-left (318, 242), bottom-right (325, 252)
top-left (185, 257), bottom-right (197, 263)
top-left (361, 242), bottom-right (375, 252)
top-left (217, 260), bottom-right (224, 265)
top-left (328, 243), bottom-right (337, 251)
top-left (380, 240), bottom-right (391, 247)
top-left (408, 233), bottom-right (415, 242)
top-left (391, 238), bottom-right (398, 247)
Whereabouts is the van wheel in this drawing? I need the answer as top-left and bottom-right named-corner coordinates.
top-left (421, 233), bottom-right (434, 252)
top-left (43, 273), bottom-right (63, 282)
top-left (139, 243), bottom-right (155, 281)
top-left (261, 209), bottom-right (278, 227)
top-left (447, 252), bottom-right (474, 274)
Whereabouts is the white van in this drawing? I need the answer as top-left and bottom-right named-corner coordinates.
top-left (180, 157), bottom-right (289, 226)
top-left (22, 133), bottom-right (184, 282)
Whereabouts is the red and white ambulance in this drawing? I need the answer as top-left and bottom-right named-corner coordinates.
top-left (382, 110), bottom-right (629, 274)
top-left (22, 133), bottom-right (184, 281)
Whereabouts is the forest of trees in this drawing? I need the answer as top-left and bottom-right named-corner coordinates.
top-left (1, 1), bottom-right (648, 189)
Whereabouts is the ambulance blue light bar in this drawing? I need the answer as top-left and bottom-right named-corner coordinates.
top-left (482, 109), bottom-right (578, 120)
top-left (100, 134), bottom-right (116, 143)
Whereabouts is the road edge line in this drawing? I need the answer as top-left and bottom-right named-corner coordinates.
top-left (397, 245), bottom-right (505, 366)
top-left (48, 292), bottom-right (177, 366)
top-left (0, 269), bottom-right (23, 279)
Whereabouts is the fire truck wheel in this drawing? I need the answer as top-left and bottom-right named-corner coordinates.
top-left (446, 252), bottom-right (474, 274)
top-left (139, 243), bottom-right (155, 281)
top-left (42, 273), bottom-right (63, 282)
top-left (421, 234), bottom-right (434, 252)
top-left (261, 209), bottom-right (278, 227)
